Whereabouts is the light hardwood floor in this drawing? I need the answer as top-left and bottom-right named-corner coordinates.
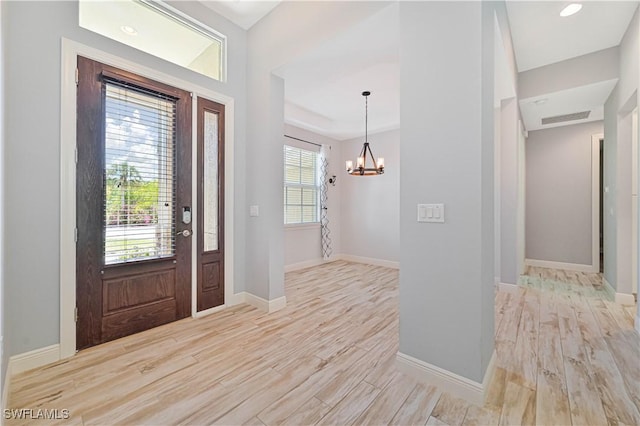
top-left (7, 261), bottom-right (640, 425)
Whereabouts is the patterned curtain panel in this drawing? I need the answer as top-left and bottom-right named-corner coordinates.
top-left (320, 145), bottom-right (332, 260)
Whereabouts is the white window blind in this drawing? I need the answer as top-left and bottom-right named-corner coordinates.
top-left (284, 145), bottom-right (319, 224)
top-left (103, 80), bottom-right (177, 264)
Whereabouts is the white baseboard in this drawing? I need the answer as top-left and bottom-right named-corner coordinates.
top-left (284, 257), bottom-right (340, 273)
top-left (525, 258), bottom-right (596, 273)
top-left (9, 345), bottom-right (60, 376)
top-left (497, 282), bottom-right (519, 293)
top-left (284, 254), bottom-right (399, 272)
top-left (227, 292), bottom-right (247, 306)
top-left (242, 292), bottom-right (287, 313)
top-left (395, 352), bottom-right (486, 406)
top-left (603, 278), bottom-right (616, 300)
top-left (2, 359), bottom-right (11, 417)
top-left (615, 292), bottom-right (636, 305)
top-left (603, 279), bottom-right (636, 305)
top-left (482, 350), bottom-right (497, 395)
top-left (340, 254), bottom-right (399, 269)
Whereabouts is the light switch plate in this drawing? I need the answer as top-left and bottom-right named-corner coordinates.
top-left (418, 204), bottom-right (445, 223)
top-left (249, 205), bottom-right (259, 217)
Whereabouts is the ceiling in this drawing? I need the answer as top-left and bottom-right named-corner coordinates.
top-left (202, 0), bottom-right (639, 138)
top-left (507, 1), bottom-right (638, 131)
top-left (275, 4), bottom-right (400, 141)
top-left (506, 1), bottom-right (637, 72)
top-left (200, 1), bottom-right (281, 30)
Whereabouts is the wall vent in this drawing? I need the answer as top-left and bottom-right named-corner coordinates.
top-left (541, 111), bottom-right (591, 125)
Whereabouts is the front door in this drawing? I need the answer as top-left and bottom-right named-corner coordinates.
top-left (76, 56), bottom-right (192, 350)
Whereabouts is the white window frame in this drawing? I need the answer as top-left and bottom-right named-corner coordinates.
top-left (283, 145), bottom-right (320, 226)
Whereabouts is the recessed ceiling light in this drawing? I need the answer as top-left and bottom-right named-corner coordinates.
top-left (560, 3), bottom-right (582, 17)
top-left (120, 25), bottom-right (138, 36)
top-left (533, 98), bottom-right (548, 106)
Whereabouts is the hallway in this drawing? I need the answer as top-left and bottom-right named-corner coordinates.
top-left (491, 266), bottom-right (640, 424)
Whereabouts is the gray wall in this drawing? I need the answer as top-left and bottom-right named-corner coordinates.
top-left (603, 5), bottom-right (639, 291)
top-left (1, 0), bottom-right (6, 395)
top-left (525, 121), bottom-right (603, 265)
top-left (340, 129), bottom-right (399, 262)
top-left (3, 0), bottom-right (247, 356)
top-left (518, 47), bottom-right (619, 100)
top-left (399, 1), bottom-right (496, 383)
top-left (604, 88), bottom-right (619, 286)
top-left (616, 110), bottom-right (634, 294)
top-left (500, 98), bottom-right (519, 284)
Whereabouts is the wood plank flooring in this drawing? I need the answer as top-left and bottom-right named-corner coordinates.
top-left (7, 261), bottom-right (640, 425)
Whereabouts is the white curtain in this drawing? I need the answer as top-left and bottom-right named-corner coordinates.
top-left (320, 145), bottom-right (332, 260)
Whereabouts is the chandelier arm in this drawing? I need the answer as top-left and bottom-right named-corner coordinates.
top-left (365, 143), bottom-right (378, 169)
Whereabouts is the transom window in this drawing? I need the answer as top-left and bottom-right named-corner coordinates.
top-left (284, 145), bottom-right (319, 225)
top-left (79, 0), bottom-right (226, 82)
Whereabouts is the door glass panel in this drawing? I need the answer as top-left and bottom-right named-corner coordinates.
top-left (203, 110), bottom-right (219, 252)
top-left (103, 82), bottom-right (176, 265)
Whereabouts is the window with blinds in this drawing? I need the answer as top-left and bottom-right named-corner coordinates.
top-left (284, 145), bottom-right (319, 225)
top-left (103, 80), bottom-right (177, 265)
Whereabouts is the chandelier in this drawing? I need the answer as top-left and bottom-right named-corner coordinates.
top-left (345, 91), bottom-right (384, 176)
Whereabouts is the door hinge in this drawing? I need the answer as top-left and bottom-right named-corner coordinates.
top-left (75, 68), bottom-right (79, 86)
top-left (74, 307), bottom-right (78, 323)
top-left (74, 227), bottom-right (78, 243)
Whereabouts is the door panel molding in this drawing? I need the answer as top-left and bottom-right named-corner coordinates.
top-left (60, 39), bottom-right (236, 358)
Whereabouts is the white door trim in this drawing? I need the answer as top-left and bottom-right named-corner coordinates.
top-left (60, 39), bottom-right (235, 358)
top-left (592, 133), bottom-right (603, 274)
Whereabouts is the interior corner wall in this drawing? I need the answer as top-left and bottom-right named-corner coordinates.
top-left (500, 98), bottom-right (519, 284)
top-left (244, 71), bottom-right (285, 300)
top-left (604, 88), bottom-right (618, 288)
top-left (283, 125), bottom-right (342, 267)
top-left (3, 0), bottom-right (248, 357)
top-left (525, 121), bottom-right (603, 266)
top-left (0, 0), bottom-right (6, 397)
top-left (603, 4), bottom-right (639, 291)
top-left (399, 0), bottom-right (494, 384)
top-left (617, 110), bottom-right (635, 295)
top-left (340, 129), bottom-right (399, 263)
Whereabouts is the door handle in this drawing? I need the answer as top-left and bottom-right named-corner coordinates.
top-left (177, 229), bottom-right (192, 237)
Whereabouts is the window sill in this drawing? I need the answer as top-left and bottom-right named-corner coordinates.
top-left (284, 223), bottom-right (321, 231)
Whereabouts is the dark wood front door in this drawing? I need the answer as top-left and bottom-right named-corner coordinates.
top-left (196, 97), bottom-right (225, 311)
top-left (76, 56), bottom-right (192, 350)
